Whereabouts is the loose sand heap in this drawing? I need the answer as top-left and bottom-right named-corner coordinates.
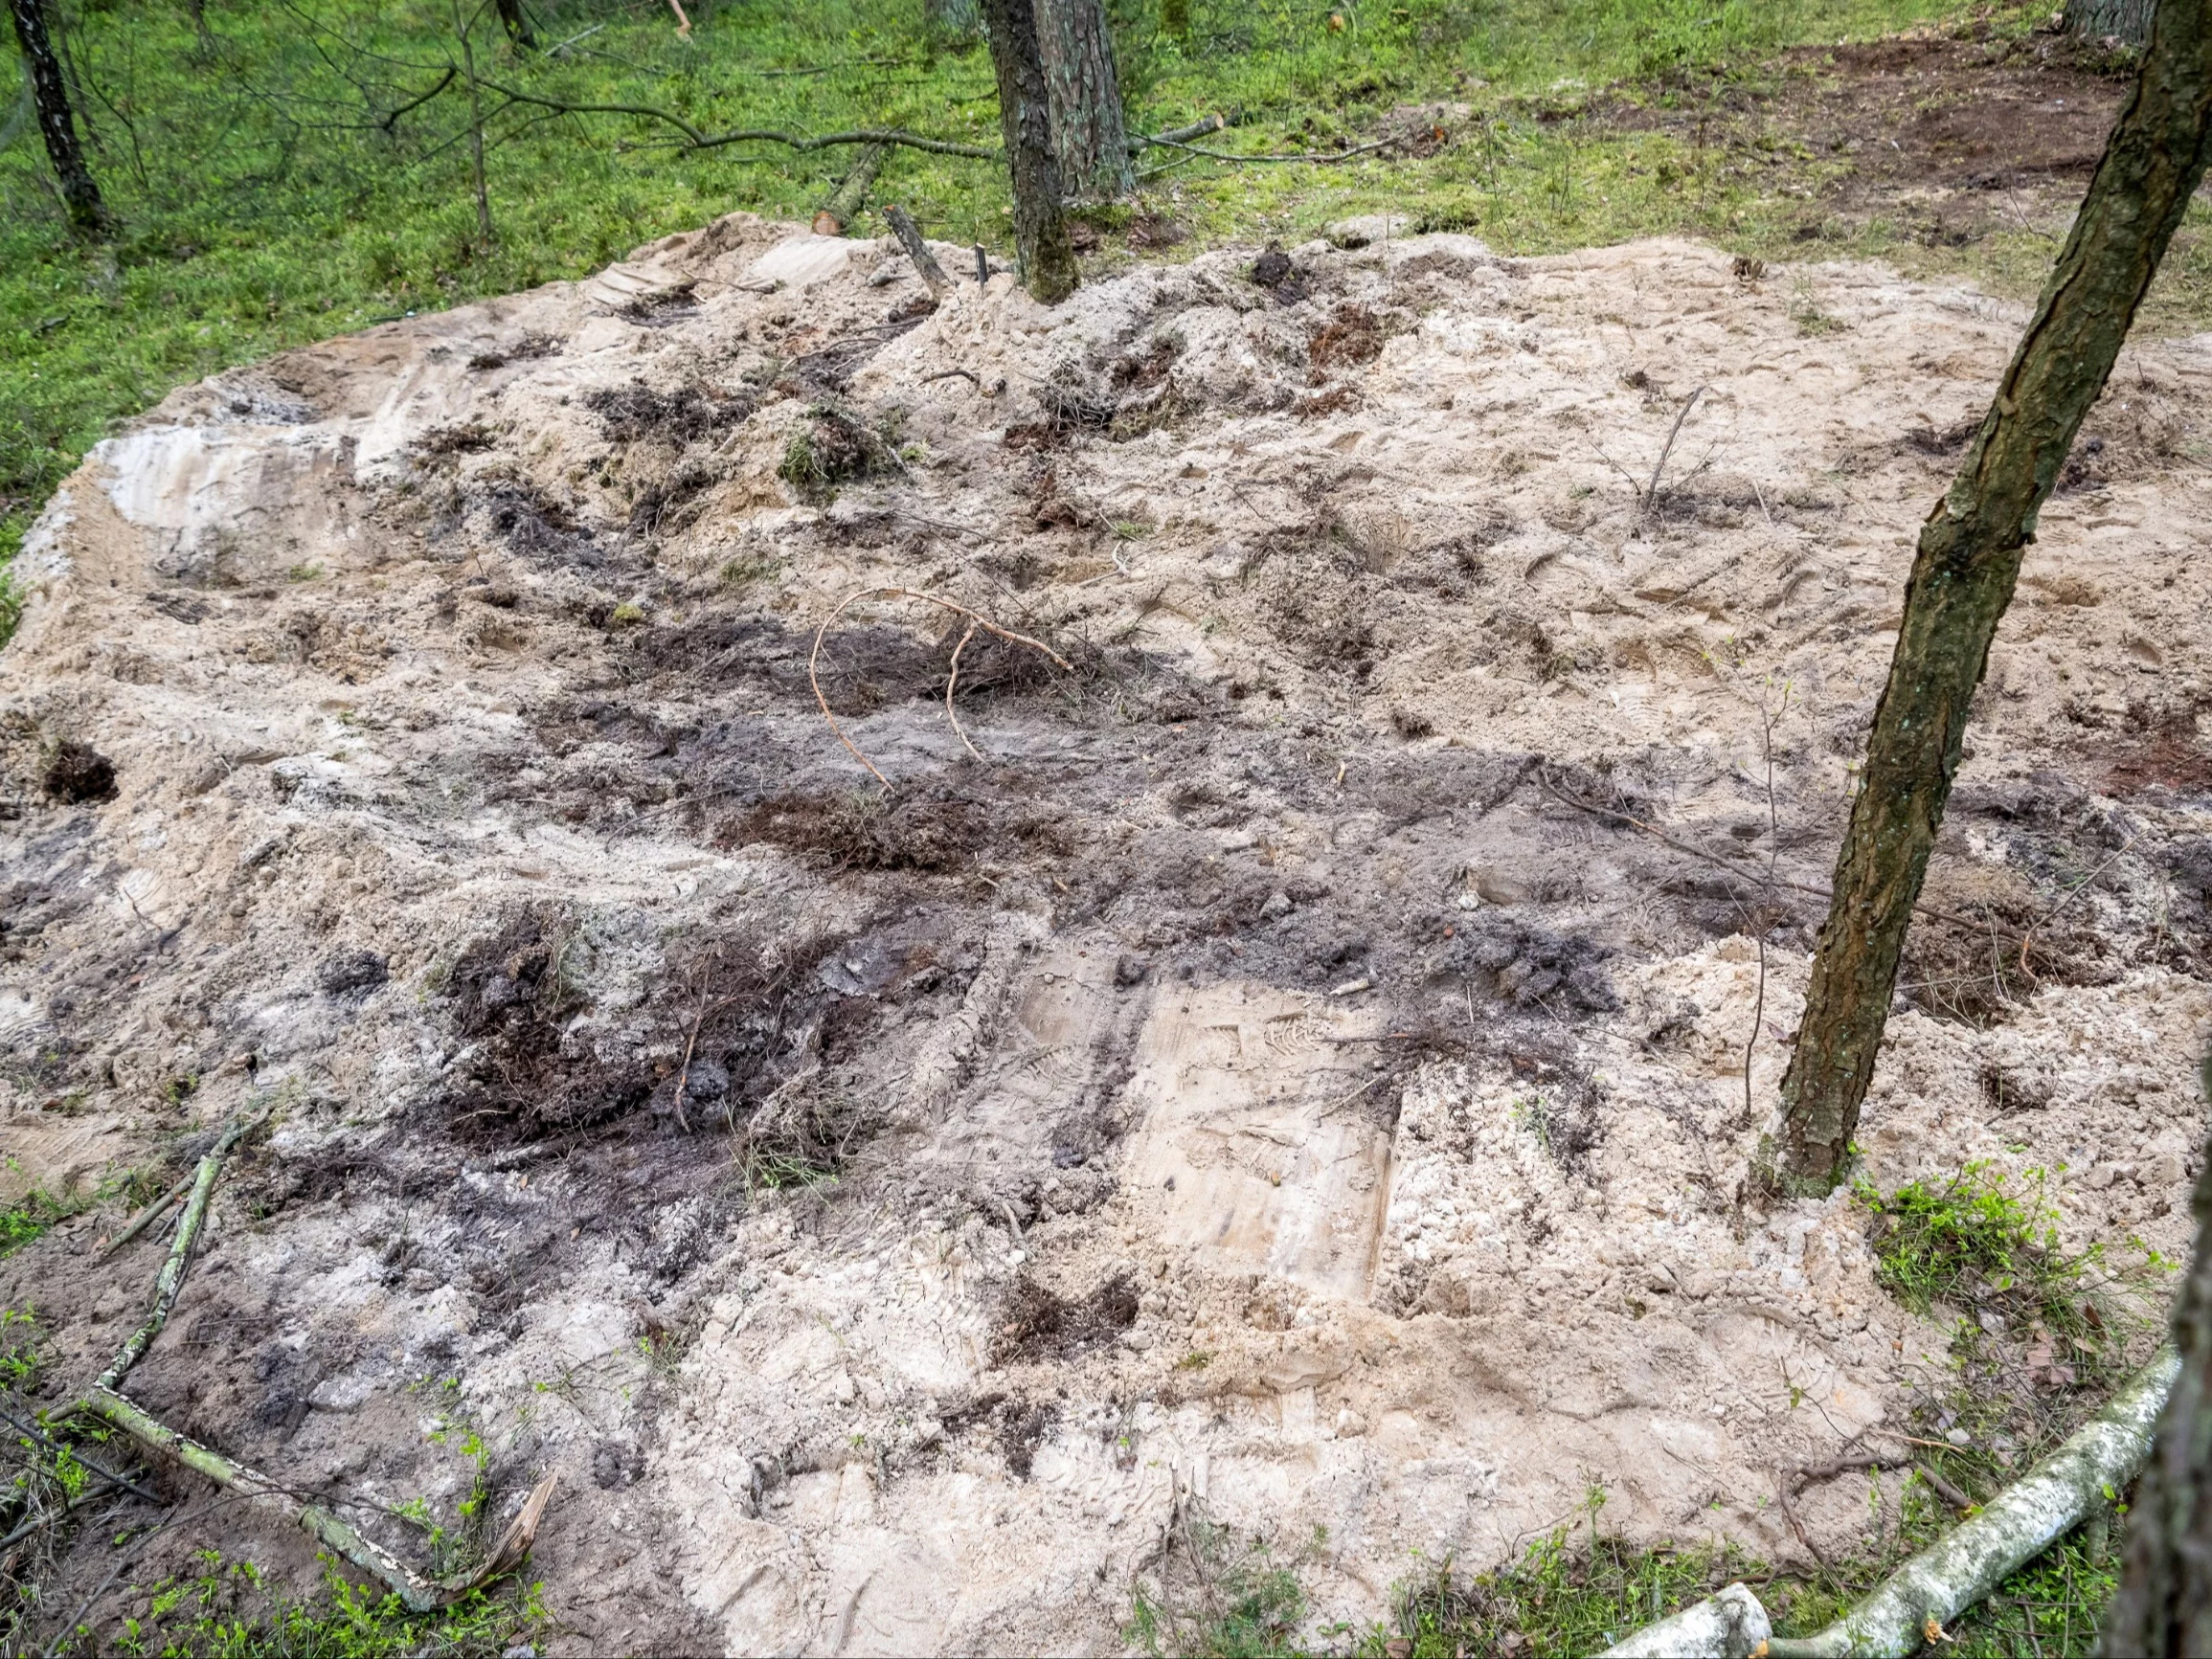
top-left (3, 214), bottom-right (2209, 1654)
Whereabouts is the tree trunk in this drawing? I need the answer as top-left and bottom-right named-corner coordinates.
top-left (1036, 0), bottom-right (1133, 199)
top-left (925, 0), bottom-right (981, 40)
top-left (2068, 0), bottom-right (2158, 46)
top-left (494, 0), bottom-right (535, 49)
top-left (9, 0), bottom-right (107, 234)
top-left (2104, 1050), bottom-right (2212, 1657)
top-left (1757, 0), bottom-right (2212, 1196)
top-left (814, 142), bottom-right (887, 235)
top-left (980, 0), bottom-right (1078, 304)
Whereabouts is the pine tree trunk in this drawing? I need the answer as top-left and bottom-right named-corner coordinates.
top-left (2104, 1051), bottom-right (2212, 1657)
top-left (9, 0), bottom-right (107, 234)
top-left (925, 0), bottom-right (981, 40)
top-left (494, 0), bottom-right (535, 49)
top-left (1758, 0), bottom-right (2212, 1195)
top-left (981, 0), bottom-right (1078, 304)
top-left (1036, 0), bottom-right (1133, 199)
top-left (2068, 0), bottom-right (2158, 46)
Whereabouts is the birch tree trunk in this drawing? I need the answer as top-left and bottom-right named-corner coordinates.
top-left (1758, 0), bottom-right (2212, 1194)
top-left (1037, 0), bottom-right (1134, 199)
top-left (9, 0), bottom-right (107, 233)
top-left (2103, 1050), bottom-right (2212, 1657)
top-left (981, 0), bottom-right (1078, 303)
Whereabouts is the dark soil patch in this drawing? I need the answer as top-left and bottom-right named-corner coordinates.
top-left (2106, 703), bottom-right (2212, 796)
top-left (585, 377), bottom-right (756, 445)
top-left (1603, 31), bottom-right (2127, 241)
top-left (991, 1271), bottom-right (1140, 1365)
top-left (732, 789), bottom-right (991, 874)
top-left (42, 741), bottom-right (117, 803)
top-left (1308, 303), bottom-right (1386, 370)
top-left (939, 1390), bottom-right (1060, 1479)
top-left (1902, 857), bottom-right (2120, 1028)
top-left (779, 407), bottom-right (885, 501)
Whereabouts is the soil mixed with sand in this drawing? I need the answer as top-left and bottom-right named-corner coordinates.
top-left (3, 213), bottom-right (2209, 1653)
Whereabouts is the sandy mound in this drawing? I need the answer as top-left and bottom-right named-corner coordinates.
top-left (3, 213), bottom-right (2208, 1654)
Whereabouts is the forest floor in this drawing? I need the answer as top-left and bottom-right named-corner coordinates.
top-left (2, 188), bottom-right (2208, 1653)
top-left (11, 0), bottom-right (2212, 594)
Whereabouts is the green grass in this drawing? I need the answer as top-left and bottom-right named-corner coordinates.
top-left (0, 1185), bottom-right (96, 1257)
top-left (4, 0), bottom-right (2020, 608)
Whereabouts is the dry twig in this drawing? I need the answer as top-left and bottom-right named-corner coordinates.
top-left (809, 588), bottom-right (1072, 785)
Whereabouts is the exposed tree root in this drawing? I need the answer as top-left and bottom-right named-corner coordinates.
top-left (808, 586), bottom-right (1072, 787)
top-left (1599, 1348), bottom-right (2178, 1658)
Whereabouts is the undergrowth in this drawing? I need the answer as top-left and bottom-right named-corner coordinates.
top-left (0, 1183), bottom-right (96, 1257)
top-left (1113, 1505), bottom-right (2128, 1656)
top-left (94, 1554), bottom-right (544, 1659)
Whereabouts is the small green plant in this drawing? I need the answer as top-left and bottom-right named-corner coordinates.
top-left (607, 601), bottom-right (645, 627)
top-left (162, 1073), bottom-right (201, 1109)
top-left (0, 1186), bottom-right (94, 1257)
top-left (1856, 1161), bottom-right (2097, 1334)
top-left (284, 562), bottom-right (324, 582)
top-left (0, 1306), bottom-right (44, 1388)
top-left (718, 553), bottom-right (782, 590)
top-left (105, 1552), bottom-right (543, 1658)
top-left (1126, 1513), bottom-right (1305, 1659)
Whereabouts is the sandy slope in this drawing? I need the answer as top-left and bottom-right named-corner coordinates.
top-left (2, 213), bottom-right (2208, 1654)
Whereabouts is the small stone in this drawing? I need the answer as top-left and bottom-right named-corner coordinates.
top-left (1261, 891), bottom-right (1293, 921)
top-left (1336, 1408), bottom-right (1368, 1438)
top-left (1115, 954), bottom-right (1150, 988)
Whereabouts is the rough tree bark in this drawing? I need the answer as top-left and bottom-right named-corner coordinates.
top-left (980, 0), bottom-right (1078, 304)
top-left (925, 0), bottom-right (981, 40)
top-left (1037, 0), bottom-right (1133, 198)
top-left (1757, 0), bottom-right (2212, 1195)
top-left (494, 0), bottom-right (535, 49)
top-left (2069, 0), bottom-right (2158, 46)
top-left (2102, 1049), bottom-right (2212, 1657)
top-left (9, 0), bottom-right (107, 233)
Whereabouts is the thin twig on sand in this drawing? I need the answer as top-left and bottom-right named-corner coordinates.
top-left (809, 587), bottom-right (1072, 786)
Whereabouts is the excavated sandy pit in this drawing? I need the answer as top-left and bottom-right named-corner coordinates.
top-left (3, 213), bottom-right (2210, 1654)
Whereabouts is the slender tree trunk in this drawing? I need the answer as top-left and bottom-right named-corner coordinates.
top-left (2069, 0), bottom-right (2158, 46)
top-left (453, 0), bottom-right (495, 244)
top-left (1036, 0), bottom-right (1133, 198)
top-left (925, 0), bottom-right (981, 40)
top-left (980, 0), bottom-right (1077, 304)
top-left (2104, 1049), bottom-right (2212, 1657)
top-left (1757, 0), bottom-right (2212, 1196)
top-left (10, 0), bottom-right (107, 234)
top-left (494, 0), bottom-right (535, 49)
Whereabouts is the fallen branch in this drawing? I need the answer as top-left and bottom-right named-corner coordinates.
top-left (1140, 131), bottom-right (1404, 165)
top-left (98, 1115), bottom-right (255, 1393)
top-left (814, 141), bottom-right (888, 235)
top-left (1643, 384), bottom-right (1707, 515)
top-left (1129, 113), bottom-right (1228, 153)
top-left (885, 204), bottom-right (953, 299)
top-left (472, 80), bottom-right (997, 158)
top-left (52, 1109), bottom-right (557, 1620)
top-left (82, 1390), bottom-right (556, 1615)
top-left (96, 1173), bottom-right (191, 1259)
top-left (1599, 1348), bottom-right (2179, 1658)
top-left (809, 588), bottom-right (1072, 786)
